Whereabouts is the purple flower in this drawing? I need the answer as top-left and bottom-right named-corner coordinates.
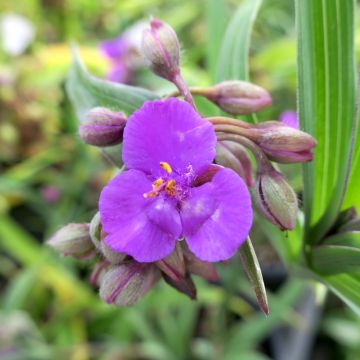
top-left (279, 110), bottom-right (299, 129)
top-left (99, 98), bottom-right (253, 263)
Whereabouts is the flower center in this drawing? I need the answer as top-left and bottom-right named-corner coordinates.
top-left (144, 162), bottom-right (179, 198)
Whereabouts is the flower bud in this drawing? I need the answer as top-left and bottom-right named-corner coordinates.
top-left (47, 223), bottom-right (95, 259)
top-left (90, 260), bottom-right (110, 286)
top-left (182, 243), bottom-right (219, 282)
top-left (253, 168), bottom-right (298, 230)
top-left (263, 148), bottom-right (313, 164)
top-left (99, 262), bottom-right (159, 306)
top-left (216, 141), bottom-right (253, 187)
top-left (141, 18), bottom-right (180, 81)
top-left (251, 121), bottom-right (316, 153)
top-left (79, 107), bottom-right (127, 147)
top-left (204, 80), bottom-right (272, 115)
top-left (156, 243), bottom-right (185, 282)
top-left (90, 212), bottom-right (127, 264)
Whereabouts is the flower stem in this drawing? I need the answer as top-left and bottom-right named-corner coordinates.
top-left (216, 132), bottom-right (272, 172)
top-left (172, 73), bottom-right (197, 110)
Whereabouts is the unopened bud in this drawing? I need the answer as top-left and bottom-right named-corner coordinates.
top-left (216, 141), bottom-right (253, 187)
top-left (182, 243), bottom-right (219, 282)
top-left (79, 107), bottom-right (127, 147)
top-left (99, 262), bottom-right (159, 306)
top-left (251, 121), bottom-right (316, 153)
top-left (156, 243), bottom-right (185, 282)
top-left (47, 223), bottom-right (95, 259)
top-left (141, 18), bottom-right (180, 81)
top-left (204, 80), bottom-right (272, 115)
top-left (253, 168), bottom-right (298, 230)
top-left (90, 212), bottom-right (127, 264)
top-left (263, 148), bottom-right (313, 164)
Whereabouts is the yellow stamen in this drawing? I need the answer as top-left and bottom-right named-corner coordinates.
top-left (160, 161), bottom-right (172, 174)
top-left (152, 178), bottom-right (164, 189)
top-left (165, 179), bottom-right (177, 196)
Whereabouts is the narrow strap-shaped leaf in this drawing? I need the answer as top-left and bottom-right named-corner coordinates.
top-left (323, 231), bottom-right (360, 247)
top-left (216, 0), bottom-right (262, 82)
top-left (312, 245), bottom-right (360, 275)
top-left (205, 0), bottom-right (227, 80)
top-left (296, 0), bottom-right (357, 243)
top-left (321, 273), bottom-right (360, 316)
top-left (215, 0), bottom-right (262, 123)
top-left (239, 237), bottom-right (269, 315)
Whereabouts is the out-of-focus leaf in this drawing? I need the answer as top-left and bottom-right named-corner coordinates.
top-left (205, 0), bottom-right (227, 80)
top-left (323, 231), bottom-right (360, 247)
top-left (66, 48), bottom-right (159, 167)
top-left (296, 0), bottom-right (357, 243)
top-left (343, 128), bottom-right (360, 212)
top-left (0, 214), bottom-right (96, 307)
top-left (321, 273), bottom-right (360, 316)
top-left (224, 280), bottom-right (305, 356)
top-left (239, 238), bottom-right (269, 315)
top-left (312, 245), bottom-right (360, 275)
top-left (216, 0), bottom-right (262, 82)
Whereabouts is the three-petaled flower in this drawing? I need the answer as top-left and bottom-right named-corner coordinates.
top-left (99, 98), bottom-right (253, 263)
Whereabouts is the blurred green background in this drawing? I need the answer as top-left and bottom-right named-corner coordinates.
top-left (0, 1), bottom-right (359, 359)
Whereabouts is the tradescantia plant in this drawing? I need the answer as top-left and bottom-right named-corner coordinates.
top-left (49, 0), bottom-right (360, 315)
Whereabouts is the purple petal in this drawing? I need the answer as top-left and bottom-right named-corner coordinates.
top-left (279, 111), bottom-right (299, 129)
top-left (122, 98), bottom-right (216, 177)
top-left (181, 168), bottom-right (253, 262)
top-left (100, 36), bottom-right (129, 59)
top-left (107, 62), bottom-right (133, 84)
top-left (99, 169), bottom-right (181, 262)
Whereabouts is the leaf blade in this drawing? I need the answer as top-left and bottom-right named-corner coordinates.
top-left (296, 0), bottom-right (357, 242)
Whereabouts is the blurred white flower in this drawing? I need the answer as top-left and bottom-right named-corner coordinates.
top-left (0, 13), bottom-right (35, 56)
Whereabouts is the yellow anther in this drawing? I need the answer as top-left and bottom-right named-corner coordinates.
top-left (165, 179), bottom-right (177, 196)
top-left (160, 161), bottom-right (172, 174)
top-left (152, 178), bottom-right (164, 189)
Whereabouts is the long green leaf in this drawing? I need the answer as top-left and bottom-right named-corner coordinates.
top-left (205, 0), bottom-right (227, 80)
top-left (216, 0), bottom-right (262, 82)
top-left (296, 0), bottom-right (357, 243)
top-left (322, 273), bottom-right (360, 316)
top-left (312, 245), bottom-right (360, 274)
top-left (239, 238), bottom-right (269, 315)
top-left (66, 48), bottom-right (159, 166)
top-left (323, 231), bottom-right (360, 247)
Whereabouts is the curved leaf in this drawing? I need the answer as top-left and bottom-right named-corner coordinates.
top-left (66, 48), bottom-right (159, 166)
top-left (312, 245), bottom-right (360, 275)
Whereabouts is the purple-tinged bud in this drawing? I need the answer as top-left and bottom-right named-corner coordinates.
top-left (156, 243), bottom-right (185, 282)
top-left (79, 107), bottom-right (127, 147)
top-left (90, 260), bottom-right (110, 286)
top-left (204, 80), bottom-right (272, 115)
top-left (47, 223), bottom-right (95, 259)
top-left (182, 243), bottom-right (219, 282)
top-left (99, 262), bottom-right (159, 306)
top-left (253, 168), bottom-right (298, 230)
top-left (141, 18), bottom-right (180, 81)
top-left (163, 271), bottom-right (197, 300)
top-left (250, 121), bottom-right (316, 153)
top-left (192, 164), bottom-right (222, 187)
top-left (89, 212), bottom-right (127, 264)
top-left (263, 148), bottom-right (313, 164)
top-left (216, 141), bottom-right (254, 187)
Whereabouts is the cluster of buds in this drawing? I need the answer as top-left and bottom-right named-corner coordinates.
top-left (47, 212), bottom-right (219, 306)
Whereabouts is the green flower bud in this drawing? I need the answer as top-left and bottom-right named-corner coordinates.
top-left (47, 223), bottom-right (95, 259)
top-left (253, 168), bottom-right (298, 230)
